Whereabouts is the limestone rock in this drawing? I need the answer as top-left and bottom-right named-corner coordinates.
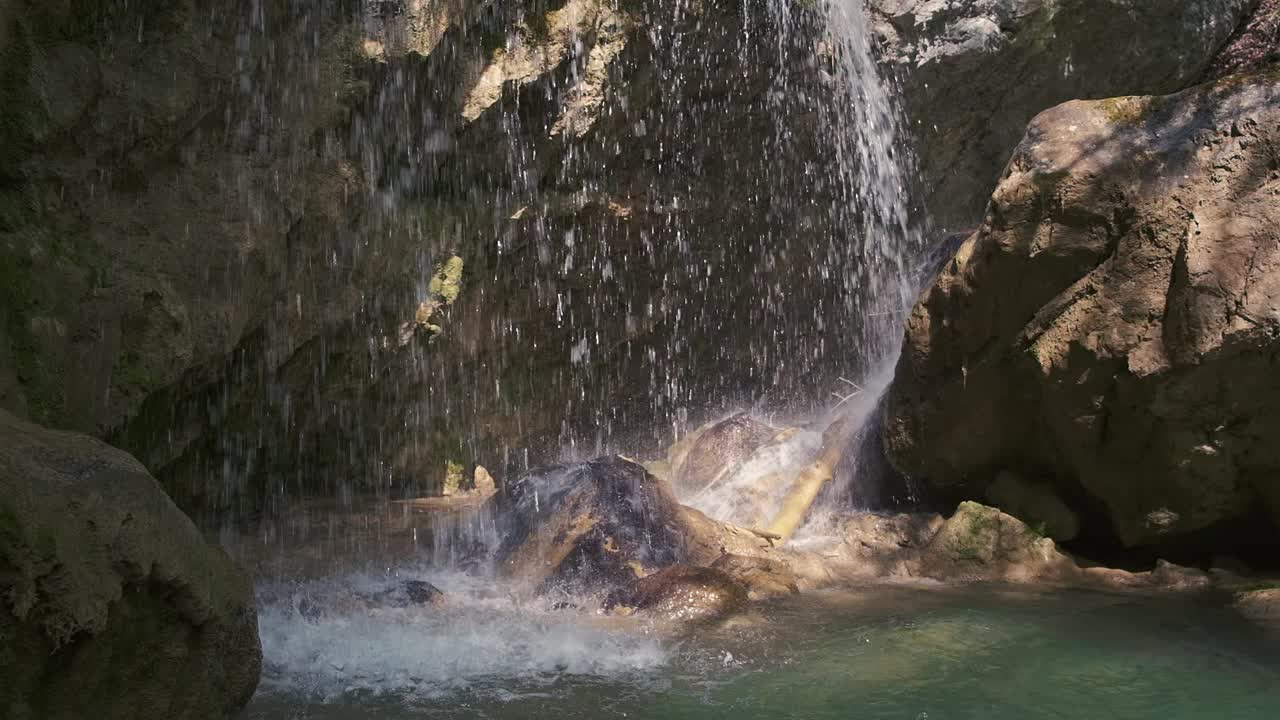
top-left (920, 502), bottom-right (1077, 583)
top-left (602, 565), bottom-right (748, 623)
top-left (884, 74), bottom-right (1280, 552)
top-left (0, 410), bottom-right (260, 720)
top-left (869, 0), bottom-right (1253, 231)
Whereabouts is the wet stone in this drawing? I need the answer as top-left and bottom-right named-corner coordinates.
top-left (602, 565), bottom-right (749, 623)
top-left (675, 413), bottom-right (777, 497)
top-left (494, 456), bottom-right (696, 595)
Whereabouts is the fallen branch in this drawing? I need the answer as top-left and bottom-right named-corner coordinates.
top-left (764, 412), bottom-right (860, 543)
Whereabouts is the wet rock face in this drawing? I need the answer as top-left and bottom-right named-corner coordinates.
top-left (710, 553), bottom-right (799, 601)
top-left (868, 0), bottom-right (1253, 232)
top-left (674, 413), bottom-right (776, 497)
top-left (494, 456), bottom-right (697, 593)
top-left (0, 0), bottom-right (881, 521)
top-left (884, 75), bottom-right (1280, 553)
top-left (602, 565), bottom-right (748, 623)
top-left (292, 579), bottom-right (445, 622)
top-left (0, 410), bottom-right (261, 719)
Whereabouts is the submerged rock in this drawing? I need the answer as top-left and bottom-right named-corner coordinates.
top-left (884, 73), bottom-right (1280, 553)
top-left (0, 411), bottom-right (261, 719)
top-left (602, 565), bottom-right (748, 623)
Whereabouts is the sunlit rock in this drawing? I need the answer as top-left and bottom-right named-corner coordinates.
top-left (1234, 587), bottom-right (1280, 624)
top-left (0, 410), bottom-right (260, 719)
top-left (869, 0), bottom-right (1253, 231)
top-left (885, 73), bottom-right (1280, 553)
top-left (920, 502), bottom-right (1078, 583)
top-left (360, 0), bottom-right (465, 61)
top-left (459, 0), bottom-right (630, 123)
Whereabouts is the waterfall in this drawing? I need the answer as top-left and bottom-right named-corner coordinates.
top-left (773, 0), bottom-right (925, 375)
top-left (679, 0), bottom-right (926, 526)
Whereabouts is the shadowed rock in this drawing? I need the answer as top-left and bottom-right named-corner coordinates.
top-left (0, 410), bottom-right (261, 719)
top-left (603, 565), bottom-right (748, 623)
top-left (370, 579), bottom-right (446, 607)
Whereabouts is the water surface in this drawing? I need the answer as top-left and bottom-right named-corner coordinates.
top-left (246, 575), bottom-right (1280, 719)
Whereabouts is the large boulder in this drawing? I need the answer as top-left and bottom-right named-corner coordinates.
top-left (494, 456), bottom-right (703, 593)
top-left (0, 410), bottom-right (261, 719)
top-left (919, 502), bottom-right (1077, 583)
top-left (493, 455), bottom-right (785, 597)
top-left (869, 0), bottom-right (1253, 231)
top-left (884, 73), bottom-right (1280, 552)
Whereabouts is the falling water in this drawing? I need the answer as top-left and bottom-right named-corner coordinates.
top-left (679, 0), bottom-right (927, 523)
top-left (191, 0), bottom-right (931, 551)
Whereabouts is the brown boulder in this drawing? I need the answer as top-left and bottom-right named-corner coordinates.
top-left (884, 74), bottom-right (1280, 551)
top-left (494, 456), bottom-right (700, 594)
top-left (1234, 587), bottom-right (1280, 623)
top-left (602, 565), bottom-right (748, 623)
top-left (869, 0), bottom-right (1253, 232)
top-left (710, 553), bottom-right (800, 600)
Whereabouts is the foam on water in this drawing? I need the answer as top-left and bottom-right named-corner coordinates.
top-left (255, 568), bottom-right (669, 704)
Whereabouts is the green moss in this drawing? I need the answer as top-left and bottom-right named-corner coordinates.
top-left (114, 350), bottom-right (161, 393)
top-left (428, 255), bottom-right (464, 305)
top-left (1098, 96), bottom-right (1152, 126)
top-left (945, 502), bottom-right (1001, 563)
top-left (443, 460), bottom-right (464, 495)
